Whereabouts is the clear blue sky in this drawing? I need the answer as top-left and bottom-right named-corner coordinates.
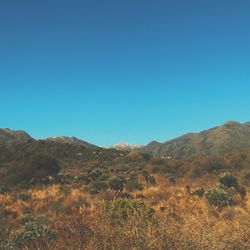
top-left (1, 0), bottom-right (250, 146)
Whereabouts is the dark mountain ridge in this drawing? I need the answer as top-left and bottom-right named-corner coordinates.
top-left (141, 121), bottom-right (250, 158)
top-left (0, 128), bottom-right (34, 144)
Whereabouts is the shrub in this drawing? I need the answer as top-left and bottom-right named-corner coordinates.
top-left (108, 177), bottom-right (125, 193)
top-left (98, 173), bottom-right (110, 181)
top-left (168, 176), bottom-right (176, 183)
top-left (218, 172), bottom-right (239, 189)
top-left (191, 187), bottom-right (205, 197)
top-left (78, 173), bottom-right (90, 185)
top-left (89, 169), bottom-right (103, 180)
top-left (205, 184), bottom-right (232, 207)
top-left (126, 178), bottom-right (143, 192)
top-left (0, 186), bottom-right (9, 195)
top-left (92, 180), bottom-right (108, 191)
top-left (7, 215), bottom-right (55, 249)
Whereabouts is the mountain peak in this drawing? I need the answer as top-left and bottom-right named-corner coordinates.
top-left (0, 128), bottom-right (33, 144)
top-left (45, 136), bottom-right (98, 149)
top-left (110, 142), bottom-right (144, 151)
top-left (223, 121), bottom-right (241, 126)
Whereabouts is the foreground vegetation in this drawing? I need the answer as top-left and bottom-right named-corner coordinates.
top-left (1, 141), bottom-right (250, 249)
top-left (1, 171), bottom-right (250, 250)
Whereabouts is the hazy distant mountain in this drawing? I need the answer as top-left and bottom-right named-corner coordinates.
top-left (45, 136), bottom-right (98, 149)
top-left (141, 121), bottom-right (250, 158)
top-left (0, 128), bottom-right (34, 144)
top-left (110, 142), bottom-right (144, 151)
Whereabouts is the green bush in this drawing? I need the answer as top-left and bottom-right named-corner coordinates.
top-left (92, 180), bottom-right (108, 191)
top-left (78, 173), bottom-right (90, 184)
top-left (89, 169), bottom-right (103, 180)
top-left (168, 176), bottom-right (176, 183)
top-left (126, 178), bottom-right (143, 192)
top-left (7, 215), bottom-right (55, 249)
top-left (205, 184), bottom-right (232, 207)
top-left (108, 177), bottom-right (125, 193)
top-left (218, 172), bottom-right (239, 189)
top-left (191, 187), bottom-right (205, 197)
top-left (0, 186), bottom-right (9, 195)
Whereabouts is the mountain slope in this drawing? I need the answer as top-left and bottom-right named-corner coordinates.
top-left (45, 136), bottom-right (98, 149)
top-left (141, 121), bottom-right (250, 158)
top-left (0, 128), bottom-right (34, 144)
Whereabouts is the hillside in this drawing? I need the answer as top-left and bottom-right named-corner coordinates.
top-left (0, 128), bottom-right (34, 145)
top-left (142, 121), bottom-right (250, 158)
top-left (45, 136), bottom-right (98, 149)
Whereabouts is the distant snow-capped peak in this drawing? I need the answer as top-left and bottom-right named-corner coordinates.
top-left (110, 142), bottom-right (144, 151)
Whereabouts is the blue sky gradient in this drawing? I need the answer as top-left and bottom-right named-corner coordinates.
top-left (1, 0), bottom-right (250, 146)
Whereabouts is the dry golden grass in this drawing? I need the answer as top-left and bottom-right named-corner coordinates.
top-left (1, 178), bottom-right (250, 250)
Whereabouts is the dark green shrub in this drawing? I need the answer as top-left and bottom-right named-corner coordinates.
top-left (191, 187), bottom-right (205, 197)
top-left (0, 186), bottom-right (8, 195)
top-left (7, 215), bottom-right (55, 249)
top-left (78, 173), bottom-right (90, 184)
top-left (20, 214), bottom-right (36, 225)
top-left (218, 172), bottom-right (239, 189)
top-left (89, 169), bottom-right (103, 180)
top-left (108, 177), bottom-right (125, 193)
top-left (92, 180), bottom-right (108, 191)
top-left (168, 176), bottom-right (176, 183)
top-left (98, 173), bottom-right (110, 181)
top-left (205, 184), bottom-right (232, 207)
top-left (126, 178), bottom-right (143, 192)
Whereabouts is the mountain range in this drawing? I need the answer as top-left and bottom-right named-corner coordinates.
top-left (1, 121), bottom-right (250, 158)
top-left (141, 121), bottom-right (250, 158)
